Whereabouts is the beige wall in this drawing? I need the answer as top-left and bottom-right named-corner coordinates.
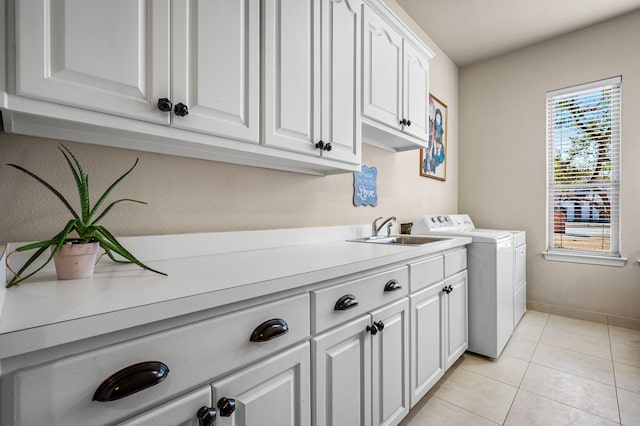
top-left (0, 1), bottom-right (459, 243)
top-left (459, 11), bottom-right (640, 320)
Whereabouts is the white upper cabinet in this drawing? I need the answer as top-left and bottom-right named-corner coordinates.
top-left (263, 0), bottom-right (320, 156)
top-left (15, 0), bottom-right (260, 143)
top-left (402, 42), bottom-right (430, 141)
top-left (263, 0), bottom-right (361, 165)
top-left (362, 7), bottom-right (403, 131)
top-left (319, 0), bottom-right (362, 165)
top-left (361, 1), bottom-right (434, 151)
top-left (16, 0), bottom-right (171, 125)
top-left (5, 0), bottom-right (427, 173)
top-left (171, 0), bottom-right (260, 143)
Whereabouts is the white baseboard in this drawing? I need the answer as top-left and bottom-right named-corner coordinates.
top-left (527, 300), bottom-right (640, 331)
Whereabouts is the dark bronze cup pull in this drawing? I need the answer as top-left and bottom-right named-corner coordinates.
top-left (384, 279), bottom-right (402, 292)
top-left (250, 318), bottom-right (289, 342)
top-left (93, 361), bottom-right (169, 402)
top-left (334, 294), bottom-right (359, 311)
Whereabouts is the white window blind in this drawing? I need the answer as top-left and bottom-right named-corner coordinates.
top-left (546, 76), bottom-right (621, 257)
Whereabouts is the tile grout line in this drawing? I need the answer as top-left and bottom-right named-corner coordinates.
top-left (520, 316), bottom-right (623, 425)
top-left (609, 323), bottom-right (624, 425)
top-left (500, 313), bottom-right (550, 424)
top-left (430, 395), bottom-right (502, 425)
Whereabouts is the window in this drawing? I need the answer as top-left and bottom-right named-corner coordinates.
top-left (545, 77), bottom-right (624, 266)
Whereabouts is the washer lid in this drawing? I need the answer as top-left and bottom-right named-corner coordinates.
top-left (412, 228), bottom-right (512, 243)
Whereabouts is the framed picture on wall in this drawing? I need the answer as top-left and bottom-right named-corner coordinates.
top-left (420, 94), bottom-right (447, 181)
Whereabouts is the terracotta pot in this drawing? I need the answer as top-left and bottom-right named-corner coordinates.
top-left (53, 241), bottom-right (100, 280)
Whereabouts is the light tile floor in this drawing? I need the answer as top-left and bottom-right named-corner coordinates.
top-left (400, 311), bottom-right (640, 425)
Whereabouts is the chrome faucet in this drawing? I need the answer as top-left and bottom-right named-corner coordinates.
top-left (372, 216), bottom-right (397, 237)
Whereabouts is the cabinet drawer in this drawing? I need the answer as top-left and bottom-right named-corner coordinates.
top-left (409, 255), bottom-right (444, 292)
top-left (12, 294), bottom-right (310, 426)
top-left (445, 249), bottom-right (467, 277)
top-left (312, 267), bottom-right (408, 334)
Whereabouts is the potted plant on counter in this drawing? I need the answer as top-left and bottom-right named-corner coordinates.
top-left (5, 144), bottom-right (166, 287)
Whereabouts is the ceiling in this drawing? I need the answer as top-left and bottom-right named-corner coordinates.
top-left (395, 0), bottom-right (640, 67)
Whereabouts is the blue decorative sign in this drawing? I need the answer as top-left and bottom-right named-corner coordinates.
top-left (353, 166), bottom-right (378, 207)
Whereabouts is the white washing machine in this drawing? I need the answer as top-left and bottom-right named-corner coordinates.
top-left (449, 215), bottom-right (528, 328)
top-left (411, 214), bottom-right (516, 358)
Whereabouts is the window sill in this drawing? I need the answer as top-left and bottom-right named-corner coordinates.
top-left (543, 251), bottom-right (627, 267)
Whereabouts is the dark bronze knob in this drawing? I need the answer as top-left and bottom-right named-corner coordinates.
top-left (406, 120), bottom-right (412, 126)
top-left (174, 102), bottom-right (189, 117)
top-left (197, 406), bottom-right (216, 426)
top-left (367, 324), bottom-right (378, 335)
top-left (374, 320), bottom-right (385, 331)
top-left (157, 98), bottom-right (173, 112)
top-left (400, 118), bottom-right (407, 126)
top-left (218, 397), bottom-right (236, 417)
top-left (315, 140), bottom-right (325, 150)
top-left (324, 142), bottom-right (332, 152)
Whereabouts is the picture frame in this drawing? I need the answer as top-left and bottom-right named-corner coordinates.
top-left (420, 94), bottom-right (447, 181)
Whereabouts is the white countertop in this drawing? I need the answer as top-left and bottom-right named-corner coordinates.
top-left (0, 226), bottom-right (470, 359)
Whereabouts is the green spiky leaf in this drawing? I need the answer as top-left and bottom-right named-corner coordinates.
top-left (6, 145), bottom-right (166, 286)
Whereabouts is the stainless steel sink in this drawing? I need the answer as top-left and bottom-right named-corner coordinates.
top-left (348, 235), bottom-right (446, 246)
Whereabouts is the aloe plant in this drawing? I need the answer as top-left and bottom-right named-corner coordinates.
top-left (6, 144), bottom-right (166, 287)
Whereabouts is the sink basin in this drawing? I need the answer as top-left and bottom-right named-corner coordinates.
top-left (349, 235), bottom-right (446, 246)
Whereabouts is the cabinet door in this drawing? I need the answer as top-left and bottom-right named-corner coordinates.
top-left (16, 0), bottom-right (170, 124)
top-left (445, 271), bottom-right (468, 369)
top-left (118, 387), bottom-right (211, 426)
top-left (211, 343), bottom-right (311, 426)
top-left (313, 315), bottom-right (372, 426)
top-left (320, 0), bottom-right (361, 165)
top-left (171, 0), bottom-right (260, 143)
top-left (371, 298), bottom-right (410, 426)
top-left (402, 42), bottom-right (429, 141)
top-left (263, 0), bottom-right (321, 155)
top-left (362, 7), bottom-right (403, 130)
top-left (409, 284), bottom-right (445, 407)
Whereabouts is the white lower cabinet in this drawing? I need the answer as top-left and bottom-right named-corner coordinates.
top-left (0, 246), bottom-right (469, 426)
top-left (370, 299), bottom-right (410, 426)
top-left (409, 283), bottom-right (444, 407)
top-left (211, 343), bottom-right (311, 426)
top-left (119, 344), bottom-right (310, 426)
top-left (313, 315), bottom-right (372, 426)
top-left (408, 255), bottom-right (468, 407)
top-left (444, 271), bottom-right (469, 369)
top-left (313, 298), bottom-right (409, 426)
top-left (118, 387), bottom-right (212, 426)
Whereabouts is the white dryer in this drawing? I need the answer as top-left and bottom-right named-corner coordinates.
top-left (411, 214), bottom-right (515, 358)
